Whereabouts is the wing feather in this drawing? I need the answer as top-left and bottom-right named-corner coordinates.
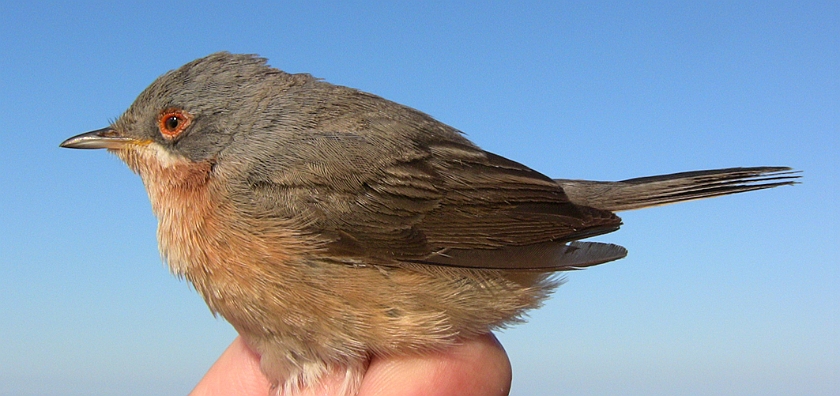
top-left (237, 109), bottom-right (622, 270)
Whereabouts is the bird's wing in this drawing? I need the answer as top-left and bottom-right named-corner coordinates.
top-left (239, 128), bottom-right (624, 271)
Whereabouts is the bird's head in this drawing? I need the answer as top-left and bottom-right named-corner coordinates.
top-left (60, 52), bottom-right (312, 185)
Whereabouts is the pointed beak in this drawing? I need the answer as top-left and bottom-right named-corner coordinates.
top-left (60, 127), bottom-right (138, 149)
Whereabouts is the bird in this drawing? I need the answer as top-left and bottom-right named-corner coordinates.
top-left (60, 52), bottom-right (798, 395)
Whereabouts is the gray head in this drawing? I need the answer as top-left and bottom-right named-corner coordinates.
top-left (60, 52), bottom-right (317, 165)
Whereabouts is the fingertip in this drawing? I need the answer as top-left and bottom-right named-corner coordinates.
top-left (190, 336), bottom-right (272, 396)
top-left (360, 333), bottom-right (511, 396)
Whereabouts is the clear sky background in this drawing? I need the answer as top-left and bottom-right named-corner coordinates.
top-left (0, 2), bottom-right (836, 395)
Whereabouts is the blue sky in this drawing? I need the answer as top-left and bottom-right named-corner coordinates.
top-left (1, 1), bottom-right (837, 395)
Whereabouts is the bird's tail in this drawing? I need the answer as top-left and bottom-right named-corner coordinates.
top-left (555, 166), bottom-right (799, 212)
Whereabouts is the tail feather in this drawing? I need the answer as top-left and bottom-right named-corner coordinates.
top-left (556, 167), bottom-right (800, 212)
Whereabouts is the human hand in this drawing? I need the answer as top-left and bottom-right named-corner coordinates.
top-left (190, 334), bottom-right (511, 396)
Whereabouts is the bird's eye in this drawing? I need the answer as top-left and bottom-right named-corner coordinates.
top-left (165, 116), bottom-right (180, 130)
top-left (158, 109), bottom-right (192, 139)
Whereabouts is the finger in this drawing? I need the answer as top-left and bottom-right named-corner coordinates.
top-left (190, 336), bottom-right (271, 396)
top-left (359, 333), bottom-right (512, 396)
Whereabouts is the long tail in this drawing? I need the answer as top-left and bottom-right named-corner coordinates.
top-left (556, 167), bottom-right (800, 212)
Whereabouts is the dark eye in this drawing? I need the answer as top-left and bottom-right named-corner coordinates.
top-left (165, 116), bottom-right (181, 131)
top-left (158, 109), bottom-right (192, 139)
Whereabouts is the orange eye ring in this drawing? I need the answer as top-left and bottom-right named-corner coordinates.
top-left (158, 108), bottom-right (192, 139)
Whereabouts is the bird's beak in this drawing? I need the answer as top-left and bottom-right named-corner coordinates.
top-left (60, 127), bottom-right (137, 149)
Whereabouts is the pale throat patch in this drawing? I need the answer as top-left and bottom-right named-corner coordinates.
top-left (142, 142), bottom-right (191, 168)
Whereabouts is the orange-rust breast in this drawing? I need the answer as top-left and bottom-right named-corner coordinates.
top-left (119, 148), bottom-right (221, 276)
top-left (114, 145), bottom-right (309, 323)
